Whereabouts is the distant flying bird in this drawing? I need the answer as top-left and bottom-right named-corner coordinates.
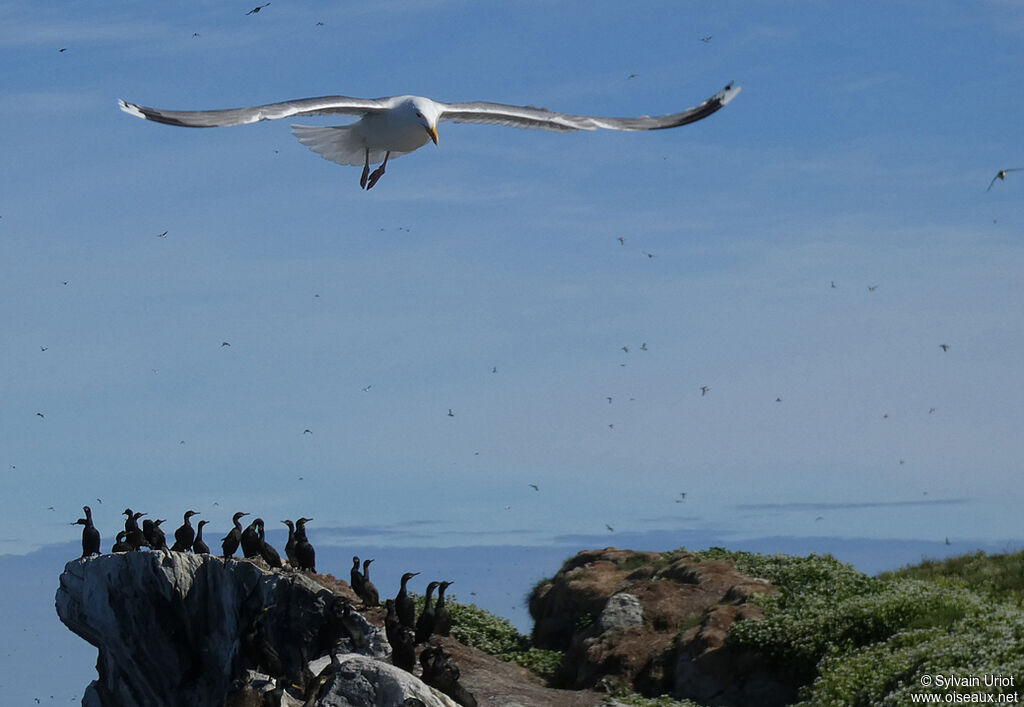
top-left (192, 33), bottom-right (200, 38)
top-left (929, 407), bottom-right (937, 414)
top-left (58, 48), bottom-right (67, 53)
top-left (36, 412), bottom-right (44, 419)
top-left (491, 366), bottom-right (497, 373)
top-left (607, 397), bottom-right (613, 404)
top-left (830, 280), bottom-right (837, 289)
top-left (245, 3), bottom-right (270, 14)
top-left (640, 342), bottom-right (647, 350)
top-left (986, 168), bottom-right (1022, 192)
top-left (701, 35), bottom-right (713, 42)
top-left (643, 251), bottom-right (655, 258)
top-left (617, 236), bottom-right (626, 244)
top-left (605, 524), bottom-right (614, 532)
top-left (118, 82), bottom-right (741, 190)
top-left (303, 429), bottom-right (312, 435)
top-left (40, 346), bottom-right (47, 351)
top-left (945, 536), bottom-right (951, 545)
top-left (867, 285), bottom-right (878, 292)
top-left (939, 344), bottom-right (949, 351)
top-left (221, 341), bottom-right (231, 347)
top-left (156, 230), bottom-right (167, 238)
top-left (362, 385), bottom-right (372, 392)
top-left (316, 21), bottom-right (324, 26)
top-left (622, 345), bottom-right (629, 353)
top-left (448, 408), bottom-right (454, 417)
top-left (529, 484), bottom-right (539, 491)
top-left (700, 386), bottom-right (709, 396)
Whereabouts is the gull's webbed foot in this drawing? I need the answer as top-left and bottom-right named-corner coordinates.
top-left (360, 149), bottom-right (371, 190)
top-left (365, 151), bottom-right (390, 190)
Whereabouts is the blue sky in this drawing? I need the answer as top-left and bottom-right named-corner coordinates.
top-left (2, 0), bottom-right (1023, 563)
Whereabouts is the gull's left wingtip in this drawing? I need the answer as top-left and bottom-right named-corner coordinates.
top-left (717, 82), bottom-right (741, 105)
top-left (118, 99), bottom-right (145, 119)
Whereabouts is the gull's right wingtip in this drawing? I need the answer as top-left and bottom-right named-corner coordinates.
top-left (118, 99), bottom-right (146, 119)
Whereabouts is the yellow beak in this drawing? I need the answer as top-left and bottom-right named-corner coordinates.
top-left (426, 125), bottom-right (439, 145)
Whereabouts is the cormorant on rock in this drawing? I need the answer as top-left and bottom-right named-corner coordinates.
top-left (391, 625), bottom-right (416, 673)
top-left (384, 599), bottom-right (400, 646)
top-left (123, 508), bottom-right (147, 550)
top-left (240, 519), bottom-right (263, 558)
top-left (192, 520), bottom-right (210, 554)
top-left (255, 519), bottom-right (283, 568)
top-left (337, 598), bottom-right (367, 651)
top-left (419, 645), bottom-right (477, 707)
top-left (222, 511), bottom-right (249, 558)
top-left (241, 611), bottom-right (283, 679)
top-left (281, 520), bottom-right (297, 566)
top-left (111, 530), bottom-right (131, 553)
top-left (434, 580), bottom-right (453, 637)
top-left (415, 581), bottom-right (441, 644)
top-left (74, 505), bottom-right (101, 558)
top-left (360, 558), bottom-right (379, 607)
top-left (171, 510), bottom-right (199, 552)
top-left (293, 517), bottom-right (316, 572)
top-left (148, 519), bottom-right (169, 552)
top-left (350, 556), bottom-right (365, 598)
top-left (395, 571), bottom-right (419, 628)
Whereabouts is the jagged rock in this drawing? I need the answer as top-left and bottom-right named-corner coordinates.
top-left (317, 654), bottom-right (457, 707)
top-left (56, 552), bottom-right (387, 707)
top-left (529, 547), bottom-right (794, 706)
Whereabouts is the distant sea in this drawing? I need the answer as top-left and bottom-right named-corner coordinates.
top-left (1, 528), bottom-right (1019, 706)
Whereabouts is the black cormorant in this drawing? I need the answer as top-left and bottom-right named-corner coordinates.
top-left (415, 581), bottom-right (441, 644)
top-left (192, 520), bottom-right (210, 554)
top-left (74, 505), bottom-right (101, 558)
top-left (171, 510), bottom-right (199, 552)
top-left (434, 580), bottom-right (453, 636)
top-left (255, 519), bottom-right (283, 568)
top-left (419, 645), bottom-right (477, 707)
top-left (123, 508), bottom-right (147, 550)
top-left (221, 511), bottom-right (249, 558)
top-left (384, 599), bottom-right (400, 646)
top-left (281, 520), bottom-right (297, 566)
top-left (390, 626), bottom-right (416, 673)
top-left (293, 517), bottom-right (316, 572)
top-left (395, 571), bottom-right (419, 628)
top-left (240, 519), bottom-right (262, 558)
top-left (350, 556), bottom-right (365, 598)
top-left (148, 519), bottom-right (168, 552)
top-left (360, 558), bottom-right (379, 607)
top-left (111, 530), bottom-right (131, 553)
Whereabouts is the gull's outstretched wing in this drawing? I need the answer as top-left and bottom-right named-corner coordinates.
top-left (117, 95), bottom-right (394, 128)
top-left (436, 82), bottom-right (740, 133)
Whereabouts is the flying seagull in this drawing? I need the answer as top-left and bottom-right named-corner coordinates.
top-left (118, 82), bottom-right (740, 189)
top-left (986, 168), bottom-right (1022, 192)
top-left (246, 3), bottom-right (270, 15)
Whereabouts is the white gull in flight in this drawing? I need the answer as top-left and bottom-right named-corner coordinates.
top-left (119, 82), bottom-right (740, 190)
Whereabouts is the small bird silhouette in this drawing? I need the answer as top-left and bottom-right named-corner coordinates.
top-left (40, 346), bottom-right (47, 351)
top-left (156, 231), bottom-right (167, 238)
top-left (986, 168), bottom-right (1022, 192)
top-left (362, 385), bottom-right (372, 392)
top-left (640, 342), bottom-right (647, 351)
top-left (221, 341), bottom-right (231, 347)
top-left (303, 429), bottom-right (312, 435)
top-left (939, 344), bottom-right (949, 352)
top-left (617, 236), bottom-right (626, 244)
top-left (622, 345), bottom-right (629, 353)
top-left (868, 285), bottom-right (878, 292)
top-left (36, 412), bottom-right (44, 419)
top-left (701, 35), bottom-right (713, 42)
top-left (605, 524), bottom-right (614, 532)
top-left (245, 2), bottom-right (270, 14)
top-left (700, 386), bottom-right (709, 396)
top-left (529, 484), bottom-right (539, 491)
top-left (448, 408), bottom-right (454, 417)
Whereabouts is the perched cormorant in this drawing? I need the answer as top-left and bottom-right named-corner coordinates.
top-left (390, 626), bottom-right (416, 673)
top-left (241, 611), bottom-right (283, 679)
top-left (148, 519), bottom-right (168, 552)
top-left (337, 599), bottom-right (367, 651)
top-left (221, 511), bottom-right (249, 558)
top-left (192, 520), bottom-right (211, 554)
top-left (111, 530), bottom-right (131, 553)
top-left (74, 505), bottom-right (101, 558)
top-left (123, 508), bottom-right (147, 550)
top-left (395, 571), bottom-right (419, 628)
top-left (419, 645), bottom-right (477, 707)
top-left (293, 517), bottom-right (316, 572)
top-left (281, 520), bottom-right (297, 566)
top-left (240, 519), bottom-right (263, 558)
top-left (434, 580), bottom-right (453, 637)
top-left (415, 581), bottom-right (441, 644)
top-left (349, 556), bottom-right (365, 598)
top-left (255, 519), bottom-right (283, 568)
top-left (360, 558), bottom-right (379, 607)
top-left (384, 599), bottom-right (400, 646)
top-left (171, 510), bottom-right (199, 552)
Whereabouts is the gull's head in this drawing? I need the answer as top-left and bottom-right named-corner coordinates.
top-left (405, 96), bottom-right (441, 145)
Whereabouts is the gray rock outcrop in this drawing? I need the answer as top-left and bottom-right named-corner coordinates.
top-left (55, 552), bottom-right (452, 707)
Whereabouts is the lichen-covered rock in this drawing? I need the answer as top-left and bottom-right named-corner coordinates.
top-left (315, 654), bottom-right (457, 707)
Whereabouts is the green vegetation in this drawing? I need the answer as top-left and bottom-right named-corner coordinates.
top-left (690, 547), bottom-right (1024, 706)
top-left (881, 549), bottom-right (1024, 604)
top-left (443, 598), bottom-right (563, 680)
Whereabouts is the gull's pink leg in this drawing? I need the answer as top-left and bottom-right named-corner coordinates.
top-left (366, 151), bottom-right (390, 190)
